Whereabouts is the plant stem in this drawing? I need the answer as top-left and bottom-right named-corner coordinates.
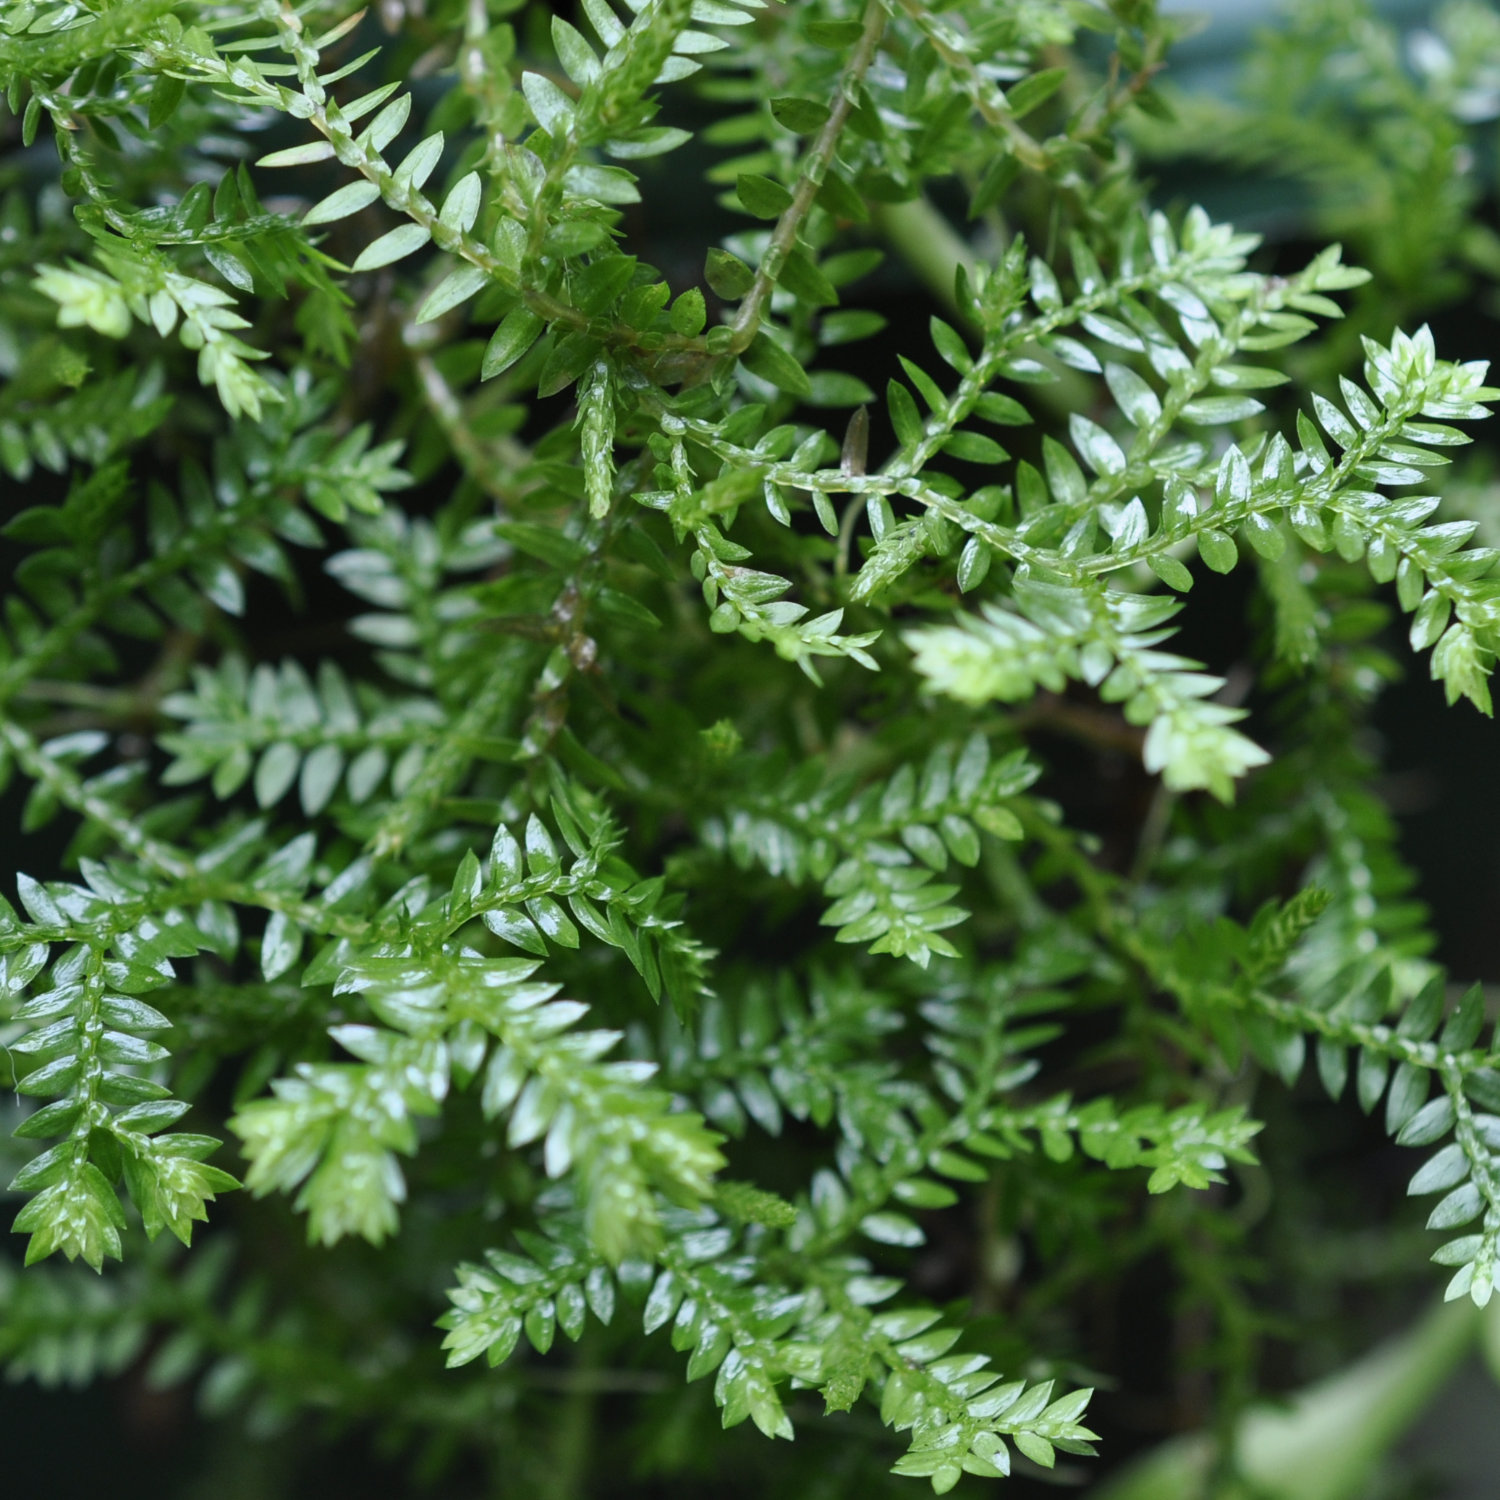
top-left (725, 0), bottom-right (889, 357)
top-left (538, 1349), bottom-right (599, 1500)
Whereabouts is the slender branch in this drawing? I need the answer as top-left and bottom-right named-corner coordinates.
top-left (0, 504), bottom-right (251, 709)
top-left (1442, 1062), bottom-right (1500, 1223)
top-left (724, 0), bottom-right (888, 358)
top-left (367, 642), bottom-right (535, 858)
top-left (889, 0), bottom-right (1049, 172)
top-left (0, 716), bottom-right (372, 939)
top-left (409, 345), bottom-right (530, 506)
top-left (149, 4), bottom-right (704, 372)
top-left (1, 717), bottom-right (195, 881)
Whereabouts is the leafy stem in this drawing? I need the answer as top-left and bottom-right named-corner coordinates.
top-left (723, 0), bottom-right (889, 359)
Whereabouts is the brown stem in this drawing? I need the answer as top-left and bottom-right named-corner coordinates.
top-left (1009, 693), bottom-right (1148, 758)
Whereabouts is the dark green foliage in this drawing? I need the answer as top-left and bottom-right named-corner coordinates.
top-left (4, 1), bottom-right (1500, 1495)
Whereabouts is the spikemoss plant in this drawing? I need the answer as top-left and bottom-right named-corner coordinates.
top-left (3, 1), bottom-right (1500, 1494)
